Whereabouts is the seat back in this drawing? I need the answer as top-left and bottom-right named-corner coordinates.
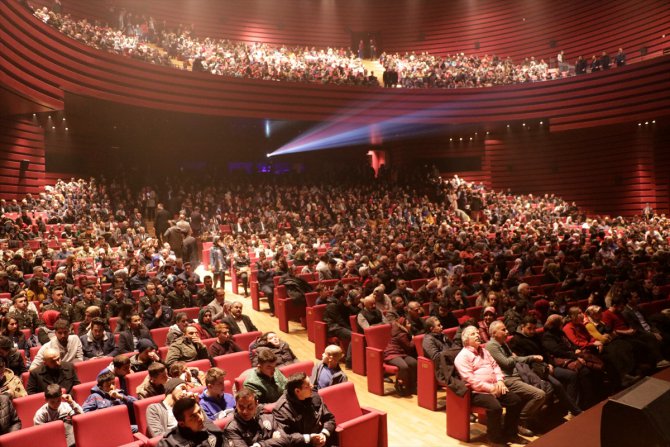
top-left (108, 317), bottom-right (120, 333)
top-left (72, 405), bottom-right (135, 447)
top-left (364, 324), bottom-right (392, 350)
top-left (174, 307), bottom-right (200, 321)
top-left (125, 370), bottom-right (149, 397)
top-left (318, 382), bottom-right (363, 423)
top-left (13, 392), bottom-right (47, 428)
top-left (0, 420), bottom-right (67, 447)
top-left (278, 360), bottom-right (314, 378)
top-left (74, 356), bottom-right (113, 383)
top-left (133, 394), bottom-right (164, 436)
top-left (305, 292), bottom-right (318, 307)
top-left (232, 331), bottom-right (261, 351)
top-left (213, 351), bottom-right (252, 381)
top-left (413, 334), bottom-right (425, 357)
top-left (150, 327), bottom-right (170, 347)
top-left (186, 359), bottom-right (212, 373)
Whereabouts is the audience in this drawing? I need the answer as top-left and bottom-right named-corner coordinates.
top-left (249, 332), bottom-right (297, 367)
top-left (165, 324), bottom-right (211, 366)
top-left (0, 393), bottom-right (21, 435)
top-left (208, 322), bottom-right (242, 357)
top-left (198, 367), bottom-right (235, 421)
top-left (222, 301), bottom-right (258, 335)
top-left (136, 361), bottom-right (169, 399)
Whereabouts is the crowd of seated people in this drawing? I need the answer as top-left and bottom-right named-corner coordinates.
top-left (29, 3), bottom-right (630, 90)
top-left (0, 162), bottom-right (670, 444)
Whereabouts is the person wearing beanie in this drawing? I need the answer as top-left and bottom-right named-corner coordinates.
top-left (129, 339), bottom-right (160, 372)
top-left (146, 377), bottom-right (195, 437)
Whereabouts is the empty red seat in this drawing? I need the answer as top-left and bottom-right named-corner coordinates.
top-left (74, 356), bottom-right (112, 383)
top-left (150, 327), bottom-right (170, 347)
top-left (318, 382), bottom-right (388, 447)
top-left (278, 360), bottom-right (314, 378)
top-left (72, 405), bottom-right (149, 447)
top-left (232, 331), bottom-right (261, 352)
top-left (364, 324), bottom-right (398, 396)
top-left (213, 351), bottom-right (252, 382)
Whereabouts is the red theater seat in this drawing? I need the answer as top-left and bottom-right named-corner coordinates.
top-left (0, 420), bottom-right (67, 447)
top-left (278, 360), bottom-right (314, 378)
top-left (232, 331), bottom-right (261, 352)
top-left (364, 324), bottom-right (398, 396)
top-left (72, 405), bottom-right (149, 447)
top-left (318, 382), bottom-right (388, 447)
top-left (213, 351), bottom-right (252, 382)
top-left (150, 327), bottom-right (170, 347)
top-left (13, 392), bottom-right (47, 428)
top-left (446, 387), bottom-right (489, 442)
top-left (74, 356), bottom-right (112, 383)
top-left (133, 394), bottom-right (164, 437)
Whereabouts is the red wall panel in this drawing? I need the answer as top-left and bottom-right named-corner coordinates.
top-left (0, 118), bottom-right (46, 198)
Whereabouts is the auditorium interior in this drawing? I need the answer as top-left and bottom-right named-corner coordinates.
top-left (1, 0), bottom-right (670, 446)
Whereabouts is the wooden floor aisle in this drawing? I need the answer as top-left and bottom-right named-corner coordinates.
top-left (209, 271), bottom-right (510, 447)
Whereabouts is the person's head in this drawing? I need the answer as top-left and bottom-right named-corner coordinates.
top-left (362, 296), bottom-right (376, 310)
top-left (82, 285), bottom-right (96, 302)
top-left (173, 397), bottom-right (205, 433)
top-left (113, 286), bottom-right (125, 301)
top-left (203, 276), bottom-right (212, 288)
top-left (51, 287), bottom-right (65, 303)
top-left (173, 278), bottom-right (186, 292)
top-left (287, 372), bottom-right (312, 401)
top-left (568, 306), bottom-right (584, 324)
top-left (262, 332), bottom-right (280, 347)
top-left (205, 367), bottom-right (227, 397)
top-left (544, 313), bottom-right (564, 330)
top-left (43, 347), bottom-right (62, 369)
top-left (520, 316), bottom-right (538, 337)
top-left (174, 312), bottom-right (188, 332)
top-left (585, 305), bottom-right (602, 321)
top-left (148, 362), bottom-right (168, 385)
top-left (235, 388), bottom-right (259, 421)
top-left (53, 319), bottom-right (70, 345)
top-left (199, 308), bottom-right (212, 325)
top-left (97, 370), bottom-right (116, 393)
top-left (12, 294), bottom-right (27, 311)
top-left (112, 354), bottom-right (131, 377)
top-left (215, 323), bottom-right (232, 343)
top-left (322, 345), bottom-right (343, 368)
top-left (424, 316), bottom-right (443, 334)
top-left (488, 320), bottom-right (508, 342)
top-left (478, 305), bottom-right (495, 325)
top-left (165, 377), bottom-right (190, 401)
top-left (44, 383), bottom-right (63, 410)
top-left (129, 313), bottom-right (142, 330)
top-left (461, 325), bottom-right (481, 349)
top-left (230, 301), bottom-right (243, 318)
top-left (145, 283), bottom-right (156, 297)
top-left (137, 339), bottom-right (157, 361)
top-left (406, 301), bottom-right (422, 319)
top-left (90, 318), bottom-right (106, 340)
top-left (1, 316), bottom-right (19, 335)
top-left (256, 348), bottom-right (277, 377)
top-left (215, 287), bottom-right (226, 303)
top-left (183, 325), bottom-right (199, 342)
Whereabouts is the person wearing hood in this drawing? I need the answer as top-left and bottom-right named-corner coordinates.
top-left (147, 377), bottom-right (197, 438)
top-left (273, 372), bottom-right (337, 446)
top-left (196, 307), bottom-right (217, 339)
top-left (82, 370), bottom-right (137, 431)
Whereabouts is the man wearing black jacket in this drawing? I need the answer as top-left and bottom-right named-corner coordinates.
top-left (323, 289), bottom-right (355, 368)
top-left (273, 373), bottom-right (337, 447)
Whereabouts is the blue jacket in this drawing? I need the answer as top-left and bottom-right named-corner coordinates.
top-left (198, 389), bottom-right (235, 420)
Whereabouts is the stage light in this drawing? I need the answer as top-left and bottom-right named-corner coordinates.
top-left (264, 120), bottom-right (271, 138)
top-left (449, 138), bottom-right (453, 141)
top-left (507, 124), bottom-right (510, 128)
top-left (486, 131), bottom-right (489, 135)
top-left (459, 137), bottom-right (463, 141)
top-left (522, 123), bottom-right (526, 126)
top-left (652, 120), bottom-right (656, 124)
top-left (65, 127), bottom-right (69, 131)
top-left (540, 121), bottom-right (543, 125)
top-left (645, 121), bottom-right (649, 125)
top-left (62, 118), bottom-right (66, 121)
top-left (51, 126), bottom-right (55, 130)
top-left (469, 137), bottom-right (473, 141)
top-left (638, 123), bottom-right (642, 126)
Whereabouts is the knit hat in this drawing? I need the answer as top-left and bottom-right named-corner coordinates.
top-left (164, 378), bottom-right (186, 396)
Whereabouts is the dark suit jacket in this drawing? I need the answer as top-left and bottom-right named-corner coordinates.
top-left (27, 362), bottom-right (80, 394)
top-left (117, 326), bottom-right (155, 353)
top-left (222, 315), bottom-right (258, 335)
